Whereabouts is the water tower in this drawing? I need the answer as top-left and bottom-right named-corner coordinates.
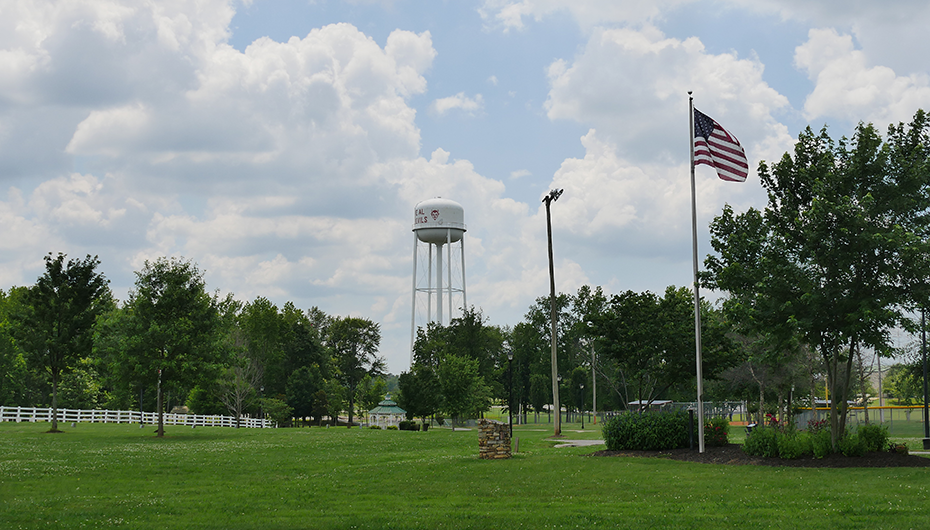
top-left (410, 198), bottom-right (467, 363)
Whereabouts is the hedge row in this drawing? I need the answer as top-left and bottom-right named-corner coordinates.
top-left (601, 411), bottom-right (690, 451)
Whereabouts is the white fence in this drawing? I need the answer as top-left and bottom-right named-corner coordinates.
top-left (0, 406), bottom-right (274, 429)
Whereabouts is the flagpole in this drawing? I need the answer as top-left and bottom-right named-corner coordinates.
top-left (689, 91), bottom-right (705, 453)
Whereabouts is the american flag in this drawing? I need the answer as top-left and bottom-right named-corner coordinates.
top-left (693, 108), bottom-right (749, 182)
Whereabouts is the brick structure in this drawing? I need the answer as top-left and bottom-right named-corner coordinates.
top-left (478, 419), bottom-right (511, 459)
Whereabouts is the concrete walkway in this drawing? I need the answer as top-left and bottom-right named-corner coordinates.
top-left (553, 439), bottom-right (605, 448)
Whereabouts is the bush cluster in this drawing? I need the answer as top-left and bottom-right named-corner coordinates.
top-left (704, 416), bottom-right (729, 447)
top-left (602, 411), bottom-right (689, 451)
top-left (398, 420), bottom-right (420, 431)
top-left (741, 422), bottom-right (889, 460)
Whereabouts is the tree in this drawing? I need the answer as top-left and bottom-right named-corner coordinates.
top-left (885, 361), bottom-right (922, 405)
top-left (239, 297), bottom-right (287, 397)
top-left (119, 257), bottom-right (220, 437)
top-left (281, 303), bottom-right (329, 382)
top-left (16, 253), bottom-right (110, 432)
top-left (445, 307), bottom-right (503, 382)
top-left (286, 365), bottom-right (325, 425)
top-left (590, 287), bottom-right (708, 411)
top-left (355, 374), bottom-right (386, 419)
top-left (217, 349), bottom-right (263, 427)
top-left (437, 354), bottom-right (491, 429)
top-left (528, 373), bottom-right (550, 420)
top-left (397, 364), bottom-right (441, 423)
top-left (311, 389), bottom-right (330, 426)
top-left (705, 113), bottom-right (930, 448)
top-left (0, 288), bottom-right (32, 406)
top-left (328, 316), bottom-right (384, 426)
top-left (259, 397), bottom-right (293, 426)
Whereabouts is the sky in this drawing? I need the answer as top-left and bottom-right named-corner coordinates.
top-left (3, 0), bottom-right (930, 373)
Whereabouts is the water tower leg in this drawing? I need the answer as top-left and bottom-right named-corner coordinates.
top-left (427, 243), bottom-right (433, 323)
top-left (436, 242), bottom-right (443, 326)
top-left (447, 229), bottom-right (453, 321)
top-left (460, 238), bottom-right (466, 311)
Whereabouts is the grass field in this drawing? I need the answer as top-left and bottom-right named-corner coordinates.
top-left (2, 421), bottom-right (929, 529)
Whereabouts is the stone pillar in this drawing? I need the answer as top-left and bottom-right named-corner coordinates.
top-left (478, 419), bottom-right (511, 459)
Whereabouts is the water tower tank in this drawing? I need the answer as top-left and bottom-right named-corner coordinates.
top-left (413, 198), bottom-right (466, 243)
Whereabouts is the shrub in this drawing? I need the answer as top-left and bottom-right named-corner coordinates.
top-left (742, 426), bottom-right (779, 458)
top-left (811, 428), bottom-right (833, 458)
top-left (602, 411), bottom-right (689, 451)
top-left (838, 433), bottom-right (866, 457)
top-left (857, 423), bottom-right (888, 453)
top-left (386, 425), bottom-right (399, 430)
top-left (777, 431), bottom-right (812, 459)
top-left (704, 417), bottom-right (729, 447)
top-left (260, 398), bottom-right (293, 426)
top-left (398, 420), bottom-right (419, 431)
top-left (806, 418), bottom-right (829, 434)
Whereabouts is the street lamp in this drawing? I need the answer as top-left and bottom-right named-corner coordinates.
top-left (579, 383), bottom-right (585, 430)
top-left (507, 346), bottom-right (514, 438)
top-left (920, 307), bottom-right (930, 449)
top-left (543, 188), bottom-right (563, 437)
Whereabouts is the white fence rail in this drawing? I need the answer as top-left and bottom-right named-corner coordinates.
top-left (0, 406), bottom-right (274, 428)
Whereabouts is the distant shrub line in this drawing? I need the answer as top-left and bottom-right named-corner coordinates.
top-left (741, 419), bottom-right (892, 459)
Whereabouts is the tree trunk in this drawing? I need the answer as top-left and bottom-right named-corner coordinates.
top-left (50, 372), bottom-right (60, 432)
top-left (759, 384), bottom-right (765, 425)
top-left (857, 345), bottom-right (870, 425)
top-left (347, 395), bottom-right (354, 427)
top-left (836, 340), bottom-right (856, 442)
top-left (156, 376), bottom-right (164, 437)
top-left (809, 359), bottom-right (818, 423)
top-left (825, 349), bottom-right (839, 449)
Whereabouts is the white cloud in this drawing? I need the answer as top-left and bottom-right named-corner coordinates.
top-left (64, 23), bottom-right (434, 179)
top-left (478, 0), bottom-right (696, 31)
top-left (510, 169), bottom-right (531, 179)
top-left (431, 92), bottom-right (485, 116)
top-left (728, 0), bottom-right (930, 77)
top-left (795, 28), bottom-right (930, 126)
top-left (545, 25), bottom-right (791, 168)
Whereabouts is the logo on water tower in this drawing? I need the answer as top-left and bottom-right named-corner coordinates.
top-left (431, 209), bottom-right (440, 220)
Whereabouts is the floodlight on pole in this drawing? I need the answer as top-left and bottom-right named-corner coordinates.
top-left (507, 344), bottom-right (514, 438)
top-left (543, 188), bottom-right (563, 437)
top-left (580, 383), bottom-right (585, 430)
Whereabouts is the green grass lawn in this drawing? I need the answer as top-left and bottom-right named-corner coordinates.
top-left (1, 421), bottom-right (928, 529)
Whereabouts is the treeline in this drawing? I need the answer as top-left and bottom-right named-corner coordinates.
top-left (0, 255), bottom-right (387, 434)
top-left (0, 252), bottom-right (751, 433)
top-left (397, 286), bottom-right (742, 427)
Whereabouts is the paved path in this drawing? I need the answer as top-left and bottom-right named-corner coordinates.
top-left (553, 439), bottom-right (605, 448)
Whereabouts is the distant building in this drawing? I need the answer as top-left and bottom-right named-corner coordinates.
top-left (367, 398), bottom-right (407, 429)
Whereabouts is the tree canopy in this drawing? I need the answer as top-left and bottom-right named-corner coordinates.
top-left (705, 111), bottom-right (930, 446)
top-left (17, 253), bottom-right (111, 431)
top-left (116, 257), bottom-right (221, 436)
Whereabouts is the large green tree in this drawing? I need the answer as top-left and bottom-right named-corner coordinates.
top-left (328, 316), bottom-right (384, 426)
top-left (437, 354), bottom-right (491, 429)
top-left (17, 253), bottom-right (110, 431)
top-left (0, 288), bottom-right (32, 406)
top-left (286, 364), bottom-right (325, 425)
top-left (119, 257), bottom-right (220, 437)
top-left (397, 363), bottom-right (441, 423)
top-left (705, 112), bottom-right (930, 447)
top-left (589, 286), bottom-right (734, 411)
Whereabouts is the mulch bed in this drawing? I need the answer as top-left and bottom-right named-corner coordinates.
top-left (589, 444), bottom-right (930, 468)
